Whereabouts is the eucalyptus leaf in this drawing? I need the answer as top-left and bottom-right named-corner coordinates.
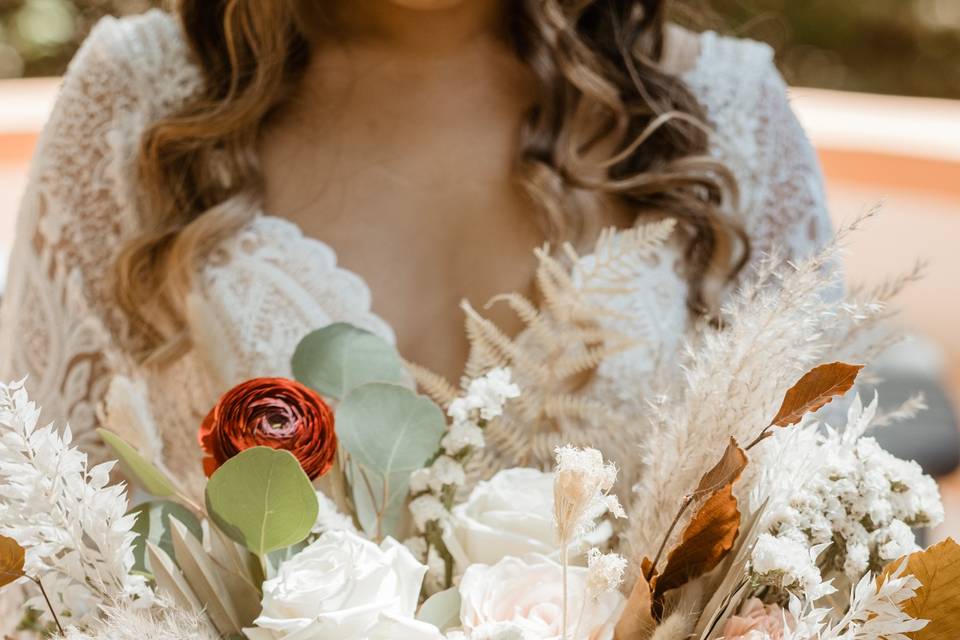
top-left (417, 587), bottom-right (462, 631)
top-left (205, 447), bottom-right (319, 557)
top-left (292, 323), bottom-right (406, 399)
top-left (129, 500), bottom-right (201, 576)
top-left (335, 383), bottom-right (445, 476)
top-left (349, 461), bottom-right (410, 540)
top-left (97, 428), bottom-right (176, 497)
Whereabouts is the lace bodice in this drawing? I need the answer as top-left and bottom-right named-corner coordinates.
top-left (0, 11), bottom-right (831, 485)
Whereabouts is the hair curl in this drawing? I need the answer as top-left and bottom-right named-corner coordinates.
top-left (116, 0), bottom-right (746, 364)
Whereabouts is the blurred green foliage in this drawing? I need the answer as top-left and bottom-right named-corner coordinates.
top-left (1, 0), bottom-right (959, 99)
top-left (714, 0), bottom-right (960, 99)
top-left (0, 0), bottom-right (164, 78)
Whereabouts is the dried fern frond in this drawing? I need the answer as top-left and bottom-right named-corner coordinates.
top-left (572, 218), bottom-right (678, 287)
top-left (414, 221), bottom-right (676, 484)
top-left (405, 359), bottom-right (460, 408)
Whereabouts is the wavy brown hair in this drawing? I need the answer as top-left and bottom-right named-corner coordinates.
top-left (116, 0), bottom-right (746, 363)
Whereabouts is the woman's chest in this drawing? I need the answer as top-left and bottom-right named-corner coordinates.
top-left (256, 112), bottom-right (635, 379)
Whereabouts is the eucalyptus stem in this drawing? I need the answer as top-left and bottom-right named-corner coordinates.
top-left (325, 454), bottom-right (350, 517)
top-left (31, 576), bottom-right (64, 637)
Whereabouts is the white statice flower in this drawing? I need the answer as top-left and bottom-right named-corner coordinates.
top-left (311, 491), bottom-right (357, 534)
top-left (553, 446), bottom-right (625, 546)
top-left (422, 544), bottom-right (449, 596)
top-left (407, 368), bottom-right (521, 586)
top-left (442, 420), bottom-right (485, 455)
top-left (403, 536), bottom-right (428, 562)
top-left (408, 457), bottom-right (465, 496)
top-left (448, 368), bottom-right (521, 424)
top-left (447, 397), bottom-right (478, 426)
top-left (410, 494), bottom-right (448, 531)
top-left (0, 380), bottom-right (152, 625)
top-left (468, 367), bottom-right (521, 421)
top-left (410, 467), bottom-right (432, 494)
top-left (585, 549), bottom-right (627, 601)
top-left (750, 534), bottom-right (836, 601)
top-left (428, 456), bottom-right (466, 492)
top-left (757, 394), bottom-right (944, 587)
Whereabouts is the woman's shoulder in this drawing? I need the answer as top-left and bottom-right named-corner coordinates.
top-left (64, 9), bottom-right (202, 116)
top-left (672, 28), bottom-right (831, 263)
top-left (671, 26), bottom-right (781, 118)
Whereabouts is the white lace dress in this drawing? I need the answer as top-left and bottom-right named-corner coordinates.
top-left (0, 11), bottom-right (832, 488)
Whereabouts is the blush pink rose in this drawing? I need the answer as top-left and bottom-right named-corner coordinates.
top-left (721, 598), bottom-right (792, 640)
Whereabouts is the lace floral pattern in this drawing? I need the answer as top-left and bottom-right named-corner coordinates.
top-left (0, 12), bottom-right (831, 484)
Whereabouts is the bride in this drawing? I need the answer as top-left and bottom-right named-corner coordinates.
top-left (0, 0), bottom-right (831, 486)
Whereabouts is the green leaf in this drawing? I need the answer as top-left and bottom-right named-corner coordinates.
top-left (335, 383), bottom-right (445, 476)
top-left (129, 500), bottom-right (201, 576)
top-left (205, 447), bottom-right (319, 557)
top-left (292, 323), bottom-right (406, 400)
top-left (417, 587), bottom-right (462, 631)
top-left (97, 428), bottom-right (176, 497)
top-left (349, 462), bottom-right (410, 540)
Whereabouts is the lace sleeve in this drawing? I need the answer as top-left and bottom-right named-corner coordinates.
top-left (0, 17), bottom-right (148, 455)
top-left (740, 61), bottom-right (833, 265)
top-left (685, 33), bottom-right (834, 275)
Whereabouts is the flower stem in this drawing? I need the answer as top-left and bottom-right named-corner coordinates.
top-left (745, 422), bottom-right (776, 451)
top-left (31, 576), bottom-right (64, 637)
top-left (572, 589), bottom-right (588, 640)
top-left (326, 453), bottom-right (350, 517)
top-left (561, 542), bottom-right (569, 640)
top-left (648, 494), bottom-right (694, 579)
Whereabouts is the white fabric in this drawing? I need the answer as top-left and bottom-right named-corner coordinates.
top-left (0, 12), bottom-right (832, 483)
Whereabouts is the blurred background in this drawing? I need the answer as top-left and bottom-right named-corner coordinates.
top-left (1, 0), bottom-right (959, 540)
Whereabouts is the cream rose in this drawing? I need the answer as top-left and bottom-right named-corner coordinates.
top-left (458, 555), bottom-right (625, 640)
top-left (248, 530), bottom-right (441, 640)
top-left (444, 468), bottom-right (611, 568)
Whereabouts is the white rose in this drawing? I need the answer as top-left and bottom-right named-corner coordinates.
top-left (458, 555), bottom-right (625, 640)
top-left (368, 612), bottom-right (445, 640)
top-left (444, 468), bottom-right (611, 568)
top-left (249, 530), bottom-right (436, 640)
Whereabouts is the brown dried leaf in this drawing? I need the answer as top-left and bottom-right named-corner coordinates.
top-left (0, 535), bottom-right (25, 587)
top-left (880, 538), bottom-right (960, 640)
top-left (615, 561), bottom-right (656, 640)
top-left (694, 438), bottom-right (748, 497)
top-left (771, 362), bottom-right (863, 427)
top-left (652, 486), bottom-right (741, 619)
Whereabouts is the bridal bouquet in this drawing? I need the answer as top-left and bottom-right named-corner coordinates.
top-left (0, 220), bottom-right (958, 640)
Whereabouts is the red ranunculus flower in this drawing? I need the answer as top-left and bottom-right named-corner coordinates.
top-left (199, 377), bottom-right (337, 480)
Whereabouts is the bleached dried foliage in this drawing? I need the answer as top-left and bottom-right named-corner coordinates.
top-left (0, 381), bottom-right (151, 626)
top-left (627, 217), bottom-right (911, 564)
top-left (870, 392), bottom-right (927, 429)
top-left (60, 601), bottom-right (218, 640)
top-left (411, 220), bottom-right (676, 478)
